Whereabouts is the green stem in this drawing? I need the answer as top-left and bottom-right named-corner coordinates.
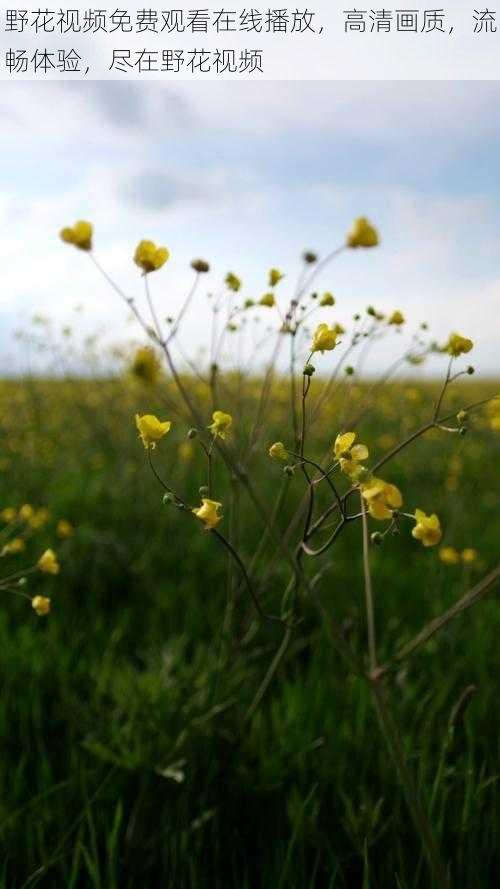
top-left (371, 682), bottom-right (450, 889)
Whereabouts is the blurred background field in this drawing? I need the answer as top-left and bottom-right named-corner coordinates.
top-left (0, 365), bottom-right (498, 888)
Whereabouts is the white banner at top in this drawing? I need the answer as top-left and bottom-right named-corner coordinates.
top-left (0, 1), bottom-right (499, 79)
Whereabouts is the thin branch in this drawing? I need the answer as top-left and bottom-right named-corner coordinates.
top-left (390, 564), bottom-right (500, 668)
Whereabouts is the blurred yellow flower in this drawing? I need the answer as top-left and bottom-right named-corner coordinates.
top-left (178, 441), bottom-right (194, 462)
top-left (32, 595), bottom-right (51, 616)
top-left (486, 399), bottom-right (500, 431)
top-left (130, 346), bottom-right (161, 385)
top-left (225, 272), bottom-right (241, 292)
top-left (268, 268), bottom-right (284, 287)
top-left (319, 292), bottom-right (335, 307)
top-left (135, 414), bottom-right (171, 449)
top-left (388, 310), bottom-right (405, 326)
top-left (269, 442), bottom-right (288, 462)
top-left (208, 410), bottom-right (233, 439)
top-left (29, 508), bottom-right (51, 530)
top-left (192, 498), bottom-right (223, 530)
top-left (439, 546), bottom-right (460, 565)
top-left (445, 333), bottom-right (473, 357)
top-left (412, 510), bottom-right (442, 547)
top-left (0, 507), bottom-right (16, 523)
top-left (260, 293), bottom-right (275, 308)
top-left (19, 504), bottom-right (34, 521)
top-left (57, 519), bottom-right (74, 539)
top-left (60, 220), bottom-right (93, 251)
top-left (134, 240), bottom-right (169, 273)
top-left (461, 547), bottom-right (478, 564)
top-left (347, 217), bottom-right (379, 249)
top-left (1, 537), bottom-right (26, 556)
top-left (361, 477), bottom-right (403, 521)
top-left (38, 548), bottom-right (60, 574)
top-left (311, 323), bottom-right (340, 353)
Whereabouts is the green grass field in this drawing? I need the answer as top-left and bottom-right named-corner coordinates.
top-left (0, 374), bottom-right (499, 888)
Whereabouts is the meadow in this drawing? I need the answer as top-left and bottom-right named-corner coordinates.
top-left (0, 222), bottom-right (499, 888)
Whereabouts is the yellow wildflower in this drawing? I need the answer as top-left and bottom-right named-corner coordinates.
top-left (192, 498), bottom-right (223, 530)
top-left (29, 508), bottom-right (51, 530)
top-left (439, 546), bottom-right (460, 565)
top-left (57, 519), bottom-right (74, 539)
top-left (445, 333), bottom-right (473, 357)
top-left (361, 477), bottom-right (403, 521)
top-left (311, 323), bottom-right (340, 353)
top-left (208, 410), bottom-right (233, 439)
top-left (18, 504), bottom-right (34, 522)
top-left (319, 292), bottom-right (335, 307)
top-left (60, 220), bottom-right (93, 251)
top-left (225, 272), bottom-right (241, 292)
top-left (134, 240), bottom-right (169, 273)
top-left (178, 442), bottom-right (194, 462)
top-left (268, 268), bottom-right (284, 287)
top-left (388, 310), bottom-right (405, 326)
top-left (347, 217), bottom-right (379, 249)
top-left (135, 414), bottom-right (171, 449)
top-left (1, 537), bottom-right (26, 556)
top-left (32, 595), bottom-right (51, 616)
top-left (269, 442), bottom-right (288, 462)
top-left (461, 547), bottom-right (478, 564)
top-left (38, 548), bottom-right (60, 574)
top-left (412, 510), bottom-right (442, 547)
top-left (486, 399), bottom-right (500, 431)
top-left (260, 292), bottom-right (275, 308)
top-left (334, 432), bottom-right (369, 479)
top-left (0, 507), bottom-right (16, 523)
top-left (130, 346), bottom-right (161, 385)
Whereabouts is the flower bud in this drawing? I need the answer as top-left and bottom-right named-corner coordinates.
top-left (284, 465), bottom-right (295, 477)
top-left (345, 366), bottom-right (354, 376)
top-left (199, 485), bottom-right (209, 496)
top-left (191, 258), bottom-right (210, 273)
top-left (303, 251), bottom-right (317, 264)
top-left (466, 365), bottom-right (475, 375)
top-left (459, 426), bottom-right (468, 436)
top-left (303, 363), bottom-right (316, 377)
top-left (371, 532), bottom-right (383, 546)
top-left (163, 492), bottom-right (175, 505)
top-left (187, 428), bottom-right (198, 439)
top-left (456, 410), bottom-right (467, 423)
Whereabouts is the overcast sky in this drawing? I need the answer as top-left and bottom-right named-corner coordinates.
top-left (0, 80), bottom-right (499, 376)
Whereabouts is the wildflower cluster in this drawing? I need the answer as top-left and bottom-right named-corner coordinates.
top-left (55, 209), bottom-right (500, 888)
top-left (58, 212), bottom-right (494, 585)
top-left (0, 502), bottom-right (70, 616)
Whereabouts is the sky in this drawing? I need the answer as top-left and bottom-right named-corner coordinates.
top-left (0, 80), bottom-right (499, 377)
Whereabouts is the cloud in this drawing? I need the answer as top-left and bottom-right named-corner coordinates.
top-left (121, 169), bottom-right (205, 209)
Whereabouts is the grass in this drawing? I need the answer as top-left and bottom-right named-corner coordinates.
top-left (0, 374), bottom-right (499, 887)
